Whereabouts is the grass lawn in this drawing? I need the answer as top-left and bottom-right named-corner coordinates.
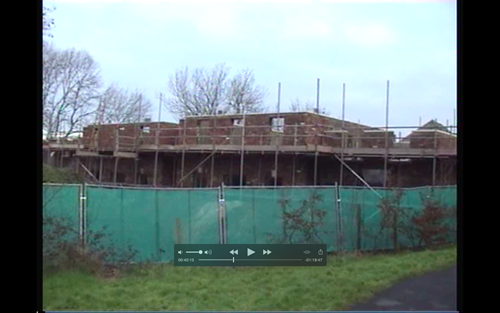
top-left (43, 246), bottom-right (456, 311)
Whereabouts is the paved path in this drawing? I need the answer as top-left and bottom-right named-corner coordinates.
top-left (348, 265), bottom-right (457, 311)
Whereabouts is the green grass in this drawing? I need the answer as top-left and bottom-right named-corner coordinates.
top-left (43, 246), bottom-right (456, 311)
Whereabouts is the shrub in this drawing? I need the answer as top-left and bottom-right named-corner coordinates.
top-left (43, 164), bottom-right (84, 184)
top-left (267, 190), bottom-right (328, 244)
top-left (43, 212), bottom-right (138, 277)
top-left (411, 194), bottom-right (452, 247)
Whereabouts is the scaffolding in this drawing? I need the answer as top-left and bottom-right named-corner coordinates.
top-left (45, 81), bottom-right (458, 189)
top-left (55, 117), bottom-right (457, 189)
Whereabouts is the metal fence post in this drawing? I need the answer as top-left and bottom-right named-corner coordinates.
top-left (356, 202), bottom-right (362, 252)
top-left (335, 182), bottom-right (344, 252)
top-left (79, 183), bottom-right (87, 249)
top-left (218, 183), bottom-right (227, 244)
top-left (155, 189), bottom-right (160, 261)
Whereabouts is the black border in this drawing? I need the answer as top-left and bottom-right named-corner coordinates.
top-left (37, 1), bottom-right (462, 312)
top-left (37, 1), bottom-right (43, 312)
top-left (456, 0), bottom-right (463, 312)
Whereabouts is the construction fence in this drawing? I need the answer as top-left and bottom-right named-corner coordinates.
top-left (42, 184), bottom-right (457, 262)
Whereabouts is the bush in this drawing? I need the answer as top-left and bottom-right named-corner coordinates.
top-left (411, 195), bottom-right (453, 247)
top-left (43, 164), bottom-right (84, 184)
top-left (267, 190), bottom-right (328, 244)
top-left (43, 212), bottom-right (138, 277)
top-left (372, 189), bottom-right (456, 250)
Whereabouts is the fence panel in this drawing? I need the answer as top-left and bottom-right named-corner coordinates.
top-left (42, 184), bottom-right (81, 242)
top-left (224, 187), bottom-right (338, 252)
top-left (44, 183), bottom-right (457, 263)
top-left (86, 186), bottom-right (220, 262)
top-left (339, 186), bottom-right (457, 252)
top-left (340, 188), bottom-right (393, 252)
top-left (157, 189), bottom-right (220, 261)
top-left (428, 186), bottom-right (457, 244)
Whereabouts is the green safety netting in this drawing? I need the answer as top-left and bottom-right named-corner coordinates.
top-left (43, 183), bottom-right (457, 262)
top-left (85, 186), bottom-right (220, 262)
top-left (224, 187), bottom-right (338, 252)
top-left (42, 184), bottom-right (81, 242)
top-left (339, 186), bottom-right (457, 252)
top-left (339, 187), bottom-right (392, 252)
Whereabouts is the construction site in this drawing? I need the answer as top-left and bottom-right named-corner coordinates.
top-left (42, 110), bottom-right (457, 189)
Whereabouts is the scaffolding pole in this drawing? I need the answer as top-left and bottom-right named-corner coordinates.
top-left (153, 93), bottom-right (162, 187)
top-left (274, 82), bottom-right (281, 187)
top-left (172, 155), bottom-right (177, 187)
top-left (334, 154), bottom-right (382, 199)
top-left (180, 118), bottom-right (187, 187)
top-left (314, 150), bottom-right (318, 186)
top-left (292, 153), bottom-right (296, 186)
top-left (134, 94), bottom-right (143, 185)
top-left (134, 159), bottom-right (138, 184)
top-left (432, 128), bottom-right (437, 186)
top-left (314, 79), bottom-right (320, 185)
top-left (239, 107), bottom-right (246, 187)
top-left (210, 150), bottom-right (215, 187)
top-left (99, 156), bottom-right (103, 182)
top-left (339, 83), bottom-right (346, 186)
top-left (177, 152), bottom-right (216, 185)
top-left (453, 108), bottom-right (456, 134)
top-left (383, 80), bottom-right (390, 188)
top-left (316, 78), bottom-right (320, 113)
top-left (210, 112), bottom-right (217, 187)
top-left (230, 155), bottom-right (233, 185)
top-left (113, 157), bottom-right (119, 183)
top-left (79, 159), bottom-right (98, 182)
top-left (258, 154), bottom-right (262, 186)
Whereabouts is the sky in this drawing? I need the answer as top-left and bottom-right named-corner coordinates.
top-left (43, 0), bottom-right (457, 136)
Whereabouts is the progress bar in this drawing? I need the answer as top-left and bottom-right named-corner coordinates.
top-left (199, 257), bottom-right (235, 263)
top-left (236, 259), bottom-right (302, 261)
top-left (198, 259), bottom-right (302, 262)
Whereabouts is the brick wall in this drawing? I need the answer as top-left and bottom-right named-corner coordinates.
top-left (179, 112), bottom-right (369, 147)
top-left (82, 122), bottom-right (179, 151)
top-left (360, 131), bottom-right (396, 148)
top-left (409, 131), bottom-right (457, 149)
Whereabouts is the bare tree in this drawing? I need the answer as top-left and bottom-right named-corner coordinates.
top-left (290, 98), bottom-right (315, 112)
top-left (289, 98), bottom-right (330, 115)
top-left (43, 44), bottom-right (154, 139)
top-left (165, 64), bottom-right (229, 118)
top-left (43, 44), bottom-right (102, 139)
top-left (98, 84), bottom-right (152, 124)
top-left (226, 69), bottom-right (266, 114)
top-left (43, 6), bottom-right (55, 39)
top-left (165, 63), bottom-right (266, 119)
top-left (42, 43), bottom-right (60, 134)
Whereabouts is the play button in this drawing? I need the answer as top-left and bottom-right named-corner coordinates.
top-left (247, 248), bottom-right (255, 256)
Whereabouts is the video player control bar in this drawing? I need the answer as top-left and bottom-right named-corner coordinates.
top-left (174, 244), bottom-right (327, 267)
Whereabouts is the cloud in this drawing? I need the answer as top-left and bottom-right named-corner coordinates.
top-left (280, 17), bottom-right (334, 41)
top-left (345, 24), bottom-right (395, 47)
top-left (298, 21), bottom-right (332, 37)
top-left (194, 6), bottom-right (241, 40)
top-left (129, 2), bottom-right (242, 41)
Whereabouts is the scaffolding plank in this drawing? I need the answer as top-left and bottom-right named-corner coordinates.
top-left (113, 151), bottom-right (138, 158)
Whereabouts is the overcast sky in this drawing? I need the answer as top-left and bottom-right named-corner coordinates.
top-left (44, 0), bottom-right (457, 135)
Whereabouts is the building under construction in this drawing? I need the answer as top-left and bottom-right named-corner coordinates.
top-left (42, 111), bottom-right (457, 188)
